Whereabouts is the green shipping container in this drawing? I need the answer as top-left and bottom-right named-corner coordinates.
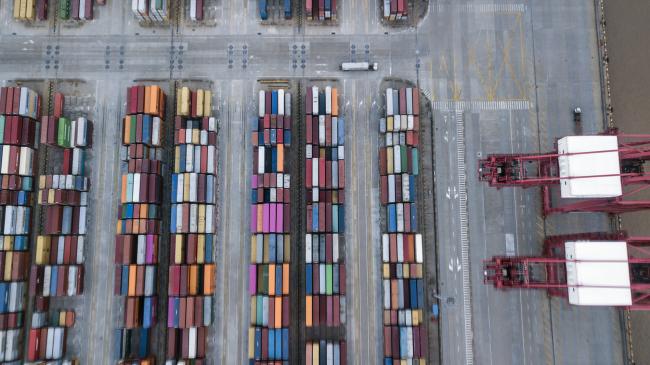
top-left (59, 0), bottom-right (70, 20)
top-left (400, 145), bottom-right (407, 173)
top-left (412, 148), bottom-right (419, 175)
top-left (256, 295), bottom-right (263, 325)
top-left (129, 115), bottom-right (137, 143)
top-left (0, 116), bottom-right (5, 143)
top-left (258, 265), bottom-right (269, 294)
top-left (326, 264), bottom-right (333, 295)
top-left (57, 117), bottom-right (71, 147)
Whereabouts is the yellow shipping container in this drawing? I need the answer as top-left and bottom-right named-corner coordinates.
top-left (196, 89), bottom-right (204, 117)
top-left (13, 0), bottom-right (21, 19)
top-left (198, 204), bottom-right (206, 233)
top-left (248, 327), bottom-right (255, 358)
top-left (173, 235), bottom-right (183, 264)
top-left (192, 128), bottom-right (200, 144)
top-left (26, 0), bottom-right (35, 20)
top-left (197, 235), bottom-right (205, 264)
top-left (176, 88), bottom-right (183, 116)
top-left (250, 296), bottom-right (257, 325)
top-left (387, 147), bottom-right (394, 174)
top-left (36, 236), bottom-right (51, 265)
top-left (180, 87), bottom-right (190, 116)
top-left (4, 254), bottom-right (12, 281)
top-left (203, 90), bottom-right (212, 117)
top-left (250, 236), bottom-right (257, 263)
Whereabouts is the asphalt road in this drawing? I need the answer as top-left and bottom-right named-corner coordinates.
top-left (0, 0), bottom-right (628, 364)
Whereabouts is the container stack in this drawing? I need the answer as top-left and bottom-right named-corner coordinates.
top-left (379, 87), bottom-right (426, 364)
top-left (305, 0), bottom-right (336, 21)
top-left (27, 92), bottom-right (91, 362)
top-left (189, 0), bottom-right (204, 21)
top-left (131, 0), bottom-right (169, 22)
top-left (12, 0), bottom-right (37, 20)
top-left (306, 341), bottom-right (346, 364)
top-left (57, 0), bottom-right (95, 20)
top-left (26, 309), bottom-right (75, 362)
top-left (0, 86), bottom-right (41, 363)
top-left (382, 0), bottom-right (407, 21)
top-left (114, 85), bottom-right (165, 362)
top-left (165, 87), bottom-right (216, 364)
top-left (258, 0), bottom-right (292, 20)
top-left (248, 89), bottom-right (292, 363)
top-left (303, 86), bottom-right (347, 350)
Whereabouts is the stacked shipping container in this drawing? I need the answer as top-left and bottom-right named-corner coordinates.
top-left (114, 85), bottom-right (166, 362)
top-left (27, 92), bottom-right (92, 361)
top-left (131, 0), bottom-right (169, 22)
top-left (56, 0), bottom-right (95, 20)
top-left (189, 0), bottom-right (204, 21)
top-left (248, 89), bottom-right (292, 363)
top-left (305, 341), bottom-right (346, 365)
top-left (305, 0), bottom-right (336, 21)
top-left (382, 0), bottom-right (407, 21)
top-left (0, 85), bottom-right (41, 362)
top-left (379, 87), bottom-right (426, 364)
top-left (258, 0), bottom-right (292, 20)
top-left (165, 87), bottom-right (216, 364)
top-left (304, 86), bottom-right (346, 334)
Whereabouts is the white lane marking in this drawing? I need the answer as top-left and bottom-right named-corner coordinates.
top-left (456, 110), bottom-right (474, 365)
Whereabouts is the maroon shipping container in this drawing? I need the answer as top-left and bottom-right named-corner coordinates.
top-left (412, 88), bottom-right (420, 115)
top-left (384, 326), bottom-right (392, 357)
top-left (167, 328), bottom-right (178, 358)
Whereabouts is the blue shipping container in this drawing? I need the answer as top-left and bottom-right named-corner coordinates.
top-left (306, 264), bottom-right (312, 294)
top-left (254, 328), bottom-right (262, 359)
top-left (387, 204), bottom-right (396, 232)
top-left (259, 0), bottom-right (268, 20)
top-left (284, 0), bottom-right (292, 18)
top-left (282, 328), bottom-right (289, 360)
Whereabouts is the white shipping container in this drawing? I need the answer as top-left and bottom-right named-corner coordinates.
top-left (312, 187), bottom-right (318, 203)
top-left (325, 87), bottom-right (332, 115)
top-left (77, 236), bottom-right (85, 264)
top-left (190, 0), bottom-right (197, 20)
top-left (382, 234), bottom-right (389, 262)
top-left (386, 88), bottom-right (394, 116)
top-left (284, 174), bottom-right (291, 188)
top-left (332, 234), bottom-right (339, 262)
top-left (262, 296), bottom-right (269, 326)
top-left (306, 234), bottom-right (312, 263)
top-left (415, 234), bottom-right (423, 263)
top-left (380, 117), bottom-right (387, 134)
top-left (403, 174), bottom-right (410, 201)
top-left (319, 264), bottom-right (326, 293)
top-left (19, 88), bottom-right (29, 118)
top-left (255, 234), bottom-right (263, 263)
top-left (206, 205), bottom-right (215, 233)
top-left (278, 89), bottom-right (285, 116)
top-left (189, 327), bottom-right (197, 359)
top-left (397, 279), bottom-right (404, 308)
top-left (388, 174), bottom-right (396, 203)
top-left (312, 158), bottom-right (318, 188)
top-left (53, 327), bottom-right (64, 359)
top-left (406, 88), bottom-right (413, 115)
top-left (19, 147), bottom-right (34, 176)
top-left (285, 92), bottom-right (292, 116)
top-left (57, 239), bottom-right (65, 263)
top-left (152, 117), bottom-right (161, 146)
top-left (327, 342), bottom-right (334, 365)
top-left (338, 145), bottom-right (344, 160)
top-left (67, 266), bottom-right (78, 296)
top-left (79, 206), bottom-right (87, 234)
top-left (319, 115), bottom-right (326, 145)
top-left (203, 296), bottom-right (212, 325)
top-left (259, 90), bottom-right (266, 117)
top-left (383, 280), bottom-right (390, 309)
top-left (190, 204), bottom-right (198, 232)
top-left (46, 327), bottom-right (54, 359)
top-left (1, 146), bottom-right (9, 174)
top-left (0, 330), bottom-right (6, 361)
top-left (312, 86), bottom-right (319, 115)
top-left (145, 265), bottom-right (155, 296)
top-left (258, 147), bottom-right (265, 174)
top-left (133, 173), bottom-right (141, 202)
top-left (137, 235), bottom-right (146, 264)
top-left (393, 114), bottom-right (400, 132)
top-left (407, 115), bottom-right (414, 131)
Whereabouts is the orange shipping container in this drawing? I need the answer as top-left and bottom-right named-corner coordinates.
top-left (144, 86), bottom-right (152, 114)
top-left (188, 265), bottom-right (198, 295)
top-left (256, 205), bottom-right (263, 232)
top-left (121, 175), bottom-right (127, 203)
top-left (274, 296), bottom-right (282, 328)
top-left (332, 88), bottom-right (338, 116)
top-left (128, 265), bottom-right (137, 296)
top-left (268, 264), bottom-right (276, 296)
top-left (306, 295), bottom-right (313, 327)
top-left (203, 264), bottom-right (215, 295)
top-left (282, 264), bottom-right (289, 295)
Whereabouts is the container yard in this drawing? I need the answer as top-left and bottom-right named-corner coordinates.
top-left (0, 0), bottom-right (627, 364)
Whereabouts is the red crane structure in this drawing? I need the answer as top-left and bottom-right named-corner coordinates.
top-left (478, 129), bottom-right (650, 214)
top-left (484, 232), bottom-right (650, 310)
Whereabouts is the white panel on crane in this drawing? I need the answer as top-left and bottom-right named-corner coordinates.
top-left (557, 135), bottom-right (622, 198)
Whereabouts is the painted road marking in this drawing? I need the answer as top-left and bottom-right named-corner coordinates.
top-left (436, 3), bottom-right (526, 14)
top-left (455, 110), bottom-right (474, 365)
top-left (433, 100), bottom-right (531, 111)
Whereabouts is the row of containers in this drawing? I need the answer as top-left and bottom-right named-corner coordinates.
top-left (258, 0), bottom-right (338, 21)
top-left (248, 88), bottom-right (292, 363)
top-left (114, 85), bottom-right (166, 363)
top-left (27, 92), bottom-right (92, 363)
top-left (380, 87), bottom-right (427, 363)
top-left (12, 0), bottom-right (104, 21)
top-left (131, 0), bottom-right (206, 23)
top-left (304, 85), bottom-right (347, 360)
top-left (166, 86), bottom-right (217, 364)
top-left (0, 86), bottom-right (41, 363)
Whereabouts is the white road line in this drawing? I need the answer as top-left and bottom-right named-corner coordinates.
top-left (455, 110), bottom-right (474, 365)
